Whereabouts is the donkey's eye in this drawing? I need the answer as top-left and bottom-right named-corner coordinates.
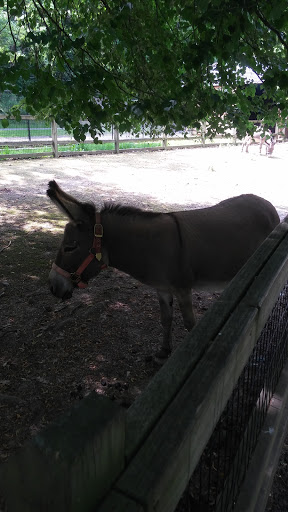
top-left (63, 242), bottom-right (78, 253)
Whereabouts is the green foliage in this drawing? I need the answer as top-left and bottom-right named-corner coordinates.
top-left (0, 0), bottom-right (287, 138)
top-left (0, 90), bottom-right (24, 114)
top-left (1, 118), bottom-right (9, 128)
top-left (0, 140), bottom-right (162, 155)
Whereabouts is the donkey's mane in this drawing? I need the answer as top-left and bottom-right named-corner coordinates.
top-left (101, 203), bottom-right (162, 218)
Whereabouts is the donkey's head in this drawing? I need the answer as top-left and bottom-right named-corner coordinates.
top-left (47, 181), bottom-right (105, 300)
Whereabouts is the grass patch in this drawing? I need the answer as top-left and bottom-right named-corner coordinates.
top-left (61, 141), bottom-right (161, 152)
top-left (0, 140), bottom-right (162, 156)
top-left (0, 128), bottom-right (51, 137)
top-left (0, 146), bottom-right (53, 155)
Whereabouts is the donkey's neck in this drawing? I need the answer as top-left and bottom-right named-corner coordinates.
top-left (102, 211), bottom-right (164, 262)
top-left (101, 210), bottom-right (177, 286)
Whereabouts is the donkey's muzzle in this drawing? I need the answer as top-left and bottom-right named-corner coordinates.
top-left (49, 283), bottom-right (73, 301)
top-left (49, 267), bottom-right (74, 300)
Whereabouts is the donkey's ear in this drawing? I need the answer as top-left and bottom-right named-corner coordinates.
top-left (47, 181), bottom-right (93, 222)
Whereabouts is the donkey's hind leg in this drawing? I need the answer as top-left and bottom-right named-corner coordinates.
top-left (176, 289), bottom-right (196, 332)
top-left (156, 290), bottom-right (174, 360)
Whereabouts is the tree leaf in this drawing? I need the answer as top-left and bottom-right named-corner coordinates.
top-left (1, 118), bottom-right (9, 128)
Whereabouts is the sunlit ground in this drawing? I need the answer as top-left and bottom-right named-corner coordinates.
top-left (1, 143), bottom-right (288, 224)
top-left (0, 204), bottom-right (65, 233)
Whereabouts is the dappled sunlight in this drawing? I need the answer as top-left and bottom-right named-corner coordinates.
top-left (108, 301), bottom-right (131, 312)
top-left (22, 220), bottom-right (64, 233)
top-left (44, 144), bottom-right (288, 213)
top-left (1, 145), bottom-right (288, 216)
top-left (75, 291), bottom-right (95, 306)
top-left (93, 386), bottom-right (106, 396)
top-left (0, 173), bottom-right (26, 187)
top-left (83, 377), bottom-right (107, 397)
top-left (0, 202), bottom-right (66, 233)
top-left (25, 274), bottom-right (41, 281)
top-left (83, 359), bottom-right (110, 396)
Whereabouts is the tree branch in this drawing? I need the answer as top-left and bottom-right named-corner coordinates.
top-left (6, 0), bottom-right (18, 61)
top-left (255, 8), bottom-right (288, 51)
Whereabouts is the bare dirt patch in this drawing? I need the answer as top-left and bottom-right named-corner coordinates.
top-left (1, 144), bottom-right (288, 510)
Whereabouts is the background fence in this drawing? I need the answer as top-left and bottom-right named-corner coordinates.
top-left (0, 115), bottom-right (241, 159)
top-left (1, 115), bottom-right (287, 160)
top-left (1, 218), bottom-right (288, 512)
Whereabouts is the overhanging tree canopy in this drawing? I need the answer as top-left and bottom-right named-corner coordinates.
top-left (0, 0), bottom-right (287, 139)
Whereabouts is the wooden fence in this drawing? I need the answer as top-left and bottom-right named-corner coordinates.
top-left (1, 218), bottom-right (288, 511)
top-left (0, 115), bottom-right (239, 159)
top-left (1, 115), bottom-right (287, 160)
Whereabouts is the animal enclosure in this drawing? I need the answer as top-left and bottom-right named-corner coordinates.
top-left (2, 215), bottom-right (288, 512)
top-left (1, 147), bottom-right (288, 511)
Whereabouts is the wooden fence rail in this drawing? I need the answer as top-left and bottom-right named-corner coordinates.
top-left (1, 224), bottom-right (288, 510)
top-left (1, 115), bottom-right (287, 160)
top-left (0, 115), bottom-right (240, 159)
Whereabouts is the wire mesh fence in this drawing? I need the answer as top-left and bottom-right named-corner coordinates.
top-left (0, 117), bottom-right (164, 157)
top-left (0, 116), bottom-right (239, 158)
top-left (177, 281), bottom-right (288, 512)
top-left (1, 113), bottom-right (287, 159)
top-left (0, 117), bottom-right (71, 157)
top-left (0, 118), bottom-right (68, 140)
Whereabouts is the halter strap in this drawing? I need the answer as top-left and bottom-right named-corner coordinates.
top-left (53, 213), bottom-right (107, 289)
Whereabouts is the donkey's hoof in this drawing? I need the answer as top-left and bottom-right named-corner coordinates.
top-left (154, 348), bottom-right (171, 364)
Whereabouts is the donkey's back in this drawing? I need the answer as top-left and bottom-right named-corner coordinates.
top-left (173, 194), bottom-right (279, 290)
top-left (151, 193), bottom-right (279, 359)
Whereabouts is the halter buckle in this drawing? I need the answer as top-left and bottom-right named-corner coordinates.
top-left (70, 272), bottom-right (82, 284)
top-left (94, 222), bottom-right (103, 261)
top-left (94, 223), bottom-right (103, 237)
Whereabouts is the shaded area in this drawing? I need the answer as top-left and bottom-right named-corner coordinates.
top-left (0, 210), bottom-right (215, 466)
top-left (1, 147), bottom-right (288, 511)
top-left (176, 283), bottom-right (288, 511)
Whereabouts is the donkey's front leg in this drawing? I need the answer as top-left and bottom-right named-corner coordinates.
top-left (176, 289), bottom-right (196, 332)
top-left (156, 290), bottom-right (174, 360)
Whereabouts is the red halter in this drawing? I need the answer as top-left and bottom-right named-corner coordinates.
top-left (52, 213), bottom-right (107, 289)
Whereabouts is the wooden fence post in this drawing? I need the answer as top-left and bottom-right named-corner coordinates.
top-left (27, 119), bottom-right (32, 141)
top-left (162, 134), bottom-right (168, 149)
top-left (51, 118), bottom-right (59, 157)
top-left (114, 126), bottom-right (120, 153)
top-left (200, 121), bottom-right (206, 145)
top-left (0, 392), bottom-right (125, 512)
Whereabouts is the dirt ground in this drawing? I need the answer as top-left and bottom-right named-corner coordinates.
top-left (0, 143), bottom-right (288, 510)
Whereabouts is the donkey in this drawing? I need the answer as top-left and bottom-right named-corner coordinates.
top-left (242, 129), bottom-right (276, 156)
top-left (47, 181), bottom-right (279, 361)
